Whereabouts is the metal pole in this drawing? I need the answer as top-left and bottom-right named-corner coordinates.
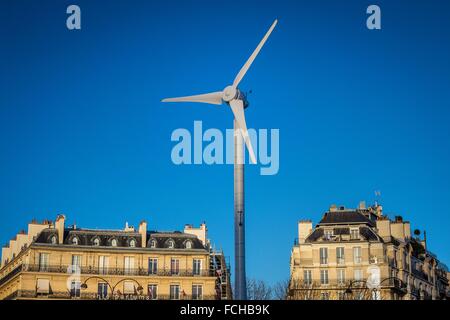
top-left (234, 120), bottom-right (247, 299)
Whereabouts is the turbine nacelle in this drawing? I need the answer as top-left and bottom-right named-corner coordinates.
top-left (223, 86), bottom-right (249, 108)
top-left (222, 85), bottom-right (237, 102)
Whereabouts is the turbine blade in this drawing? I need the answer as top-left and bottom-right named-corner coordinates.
top-left (161, 91), bottom-right (223, 105)
top-left (229, 99), bottom-right (257, 164)
top-left (232, 19), bottom-right (278, 87)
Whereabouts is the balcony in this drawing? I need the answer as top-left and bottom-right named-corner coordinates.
top-left (5, 289), bottom-right (218, 300)
top-left (383, 278), bottom-right (408, 295)
top-left (21, 264), bottom-right (214, 277)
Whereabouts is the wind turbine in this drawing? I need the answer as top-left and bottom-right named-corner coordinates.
top-left (162, 19), bottom-right (278, 300)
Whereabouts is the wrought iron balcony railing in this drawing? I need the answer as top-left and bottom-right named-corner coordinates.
top-left (4, 289), bottom-right (218, 300)
top-left (22, 264), bottom-right (214, 277)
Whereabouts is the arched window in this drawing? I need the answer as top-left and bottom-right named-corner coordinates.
top-left (167, 239), bottom-right (175, 249)
top-left (50, 235), bottom-right (57, 244)
top-left (111, 238), bottom-right (117, 247)
top-left (149, 239), bottom-right (157, 248)
top-left (93, 238), bottom-right (100, 246)
top-left (185, 240), bottom-right (192, 249)
top-left (129, 239), bottom-right (136, 247)
top-left (72, 237), bottom-right (79, 245)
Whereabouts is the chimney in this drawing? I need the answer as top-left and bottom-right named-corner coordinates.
top-left (421, 230), bottom-right (427, 250)
top-left (184, 222), bottom-right (208, 246)
top-left (358, 201), bottom-right (366, 210)
top-left (139, 220), bottom-right (147, 248)
top-left (391, 221), bottom-right (406, 240)
top-left (403, 221), bottom-right (411, 239)
top-left (329, 204), bottom-right (337, 212)
top-left (376, 218), bottom-right (391, 239)
top-left (298, 220), bottom-right (313, 244)
top-left (124, 222), bottom-right (135, 232)
top-left (55, 214), bottom-right (65, 244)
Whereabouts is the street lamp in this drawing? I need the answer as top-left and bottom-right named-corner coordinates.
top-left (81, 277), bottom-right (144, 298)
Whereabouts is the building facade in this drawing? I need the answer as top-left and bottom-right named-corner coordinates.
top-left (0, 215), bottom-right (232, 300)
top-left (289, 202), bottom-right (449, 300)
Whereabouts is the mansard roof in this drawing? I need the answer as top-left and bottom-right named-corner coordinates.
top-left (34, 228), bottom-right (206, 250)
top-left (317, 209), bottom-right (376, 227)
top-left (305, 226), bottom-right (379, 243)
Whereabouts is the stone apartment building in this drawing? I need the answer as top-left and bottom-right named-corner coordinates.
top-left (0, 214), bottom-right (232, 300)
top-left (289, 202), bottom-right (449, 300)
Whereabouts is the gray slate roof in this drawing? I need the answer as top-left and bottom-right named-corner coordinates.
top-left (34, 228), bottom-right (206, 250)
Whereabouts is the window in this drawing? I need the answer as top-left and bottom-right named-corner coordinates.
top-left (391, 268), bottom-right (397, 279)
top-left (337, 269), bottom-right (345, 285)
top-left (148, 258), bottom-right (158, 275)
top-left (193, 259), bottom-right (201, 276)
top-left (303, 270), bottom-right (312, 285)
top-left (324, 229), bottom-right (333, 240)
top-left (167, 239), bottom-right (175, 249)
top-left (129, 239), bottom-right (136, 247)
top-left (319, 248), bottom-right (328, 265)
top-left (149, 239), bottom-right (157, 248)
top-left (171, 258), bottom-right (180, 275)
top-left (38, 253), bottom-right (49, 272)
top-left (320, 270), bottom-right (329, 285)
top-left (98, 283), bottom-right (108, 299)
top-left (111, 238), bottom-right (117, 247)
top-left (50, 235), bottom-right (57, 244)
top-left (93, 238), bottom-right (100, 246)
top-left (70, 281), bottom-right (81, 298)
top-left (336, 247), bottom-right (345, 265)
top-left (320, 292), bottom-right (329, 300)
top-left (185, 240), bottom-right (192, 249)
top-left (354, 269), bottom-right (363, 281)
top-left (355, 291), bottom-right (364, 300)
top-left (99, 256), bottom-right (109, 274)
top-left (350, 228), bottom-right (359, 240)
top-left (170, 285), bottom-right (180, 300)
top-left (36, 279), bottom-right (50, 295)
top-left (72, 237), bottom-right (79, 245)
top-left (71, 255), bottom-right (82, 273)
top-left (192, 285), bottom-right (203, 300)
top-left (124, 256), bottom-right (135, 275)
top-left (353, 247), bottom-right (362, 264)
top-left (372, 290), bottom-right (381, 300)
top-left (393, 249), bottom-right (398, 268)
top-left (148, 284), bottom-right (158, 300)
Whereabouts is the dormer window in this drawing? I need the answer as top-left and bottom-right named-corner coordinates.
top-left (167, 239), bottom-right (175, 249)
top-left (50, 235), bottom-right (57, 244)
top-left (129, 239), bottom-right (136, 247)
top-left (149, 239), bottom-right (157, 248)
top-left (71, 237), bottom-right (79, 245)
top-left (324, 229), bottom-right (333, 240)
top-left (350, 228), bottom-right (360, 240)
top-left (93, 238), bottom-right (100, 246)
top-left (185, 240), bottom-right (192, 249)
top-left (111, 238), bottom-right (118, 247)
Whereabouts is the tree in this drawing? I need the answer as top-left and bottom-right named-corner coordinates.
top-left (272, 279), bottom-right (290, 300)
top-left (247, 278), bottom-right (273, 300)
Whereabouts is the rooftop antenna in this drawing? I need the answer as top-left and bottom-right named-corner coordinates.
top-left (162, 19), bottom-right (278, 300)
top-left (374, 190), bottom-right (381, 206)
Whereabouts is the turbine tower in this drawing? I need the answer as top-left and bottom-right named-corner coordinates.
top-left (162, 19), bottom-right (277, 300)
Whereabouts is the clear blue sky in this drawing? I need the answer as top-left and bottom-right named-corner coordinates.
top-left (1, 0), bottom-right (450, 284)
